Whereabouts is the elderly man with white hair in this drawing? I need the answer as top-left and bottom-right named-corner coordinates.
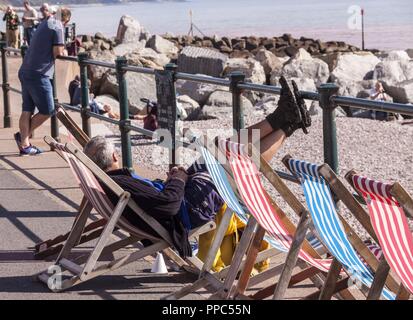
top-left (82, 77), bottom-right (312, 258)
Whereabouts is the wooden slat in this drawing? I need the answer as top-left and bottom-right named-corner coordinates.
top-left (391, 182), bottom-right (413, 219)
top-left (367, 256), bottom-right (391, 300)
top-left (273, 211), bottom-right (311, 300)
top-left (318, 258), bottom-right (342, 300)
top-left (201, 208), bottom-right (233, 274)
top-left (56, 107), bottom-right (90, 147)
top-left (234, 225), bottom-right (266, 296)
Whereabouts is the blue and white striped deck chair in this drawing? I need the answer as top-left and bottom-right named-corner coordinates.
top-left (197, 142), bottom-right (286, 253)
top-left (286, 158), bottom-right (395, 300)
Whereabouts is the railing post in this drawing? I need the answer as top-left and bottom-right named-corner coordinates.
top-left (318, 83), bottom-right (340, 173)
top-left (115, 56), bottom-right (133, 171)
top-left (229, 71), bottom-right (245, 132)
top-left (164, 63), bottom-right (178, 168)
top-left (78, 52), bottom-right (91, 137)
top-left (0, 41), bottom-right (11, 128)
top-left (50, 71), bottom-right (60, 141)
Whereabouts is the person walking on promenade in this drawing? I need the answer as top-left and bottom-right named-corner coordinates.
top-left (2, 6), bottom-right (20, 50)
top-left (22, 1), bottom-right (38, 45)
top-left (14, 7), bottom-right (72, 156)
top-left (39, 3), bottom-right (52, 22)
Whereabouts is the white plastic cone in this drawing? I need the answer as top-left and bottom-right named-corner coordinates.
top-left (151, 252), bottom-right (168, 274)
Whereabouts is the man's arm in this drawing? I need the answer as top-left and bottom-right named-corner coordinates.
top-left (53, 45), bottom-right (66, 59)
top-left (112, 173), bottom-right (187, 218)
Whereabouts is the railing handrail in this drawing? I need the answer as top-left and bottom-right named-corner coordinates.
top-left (3, 45), bottom-right (412, 116)
top-left (1, 42), bottom-right (412, 177)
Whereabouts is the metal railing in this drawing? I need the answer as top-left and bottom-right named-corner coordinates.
top-left (1, 40), bottom-right (413, 180)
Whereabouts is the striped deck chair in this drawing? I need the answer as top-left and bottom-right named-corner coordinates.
top-left (37, 136), bottom-right (214, 292)
top-left (215, 139), bottom-right (357, 300)
top-left (284, 157), bottom-right (396, 300)
top-left (165, 141), bottom-right (288, 300)
top-left (347, 172), bottom-right (413, 299)
top-left (166, 139), bottom-right (331, 300)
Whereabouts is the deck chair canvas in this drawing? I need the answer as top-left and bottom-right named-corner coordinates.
top-left (283, 157), bottom-right (399, 300)
top-left (214, 139), bottom-right (355, 300)
top-left (36, 136), bottom-right (215, 292)
top-left (346, 171), bottom-right (413, 300)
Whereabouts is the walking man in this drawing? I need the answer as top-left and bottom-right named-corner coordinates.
top-left (2, 6), bottom-right (20, 49)
top-left (22, 1), bottom-right (38, 45)
top-left (14, 7), bottom-right (72, 155)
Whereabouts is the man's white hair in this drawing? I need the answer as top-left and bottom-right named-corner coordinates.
top-left (83, 136), bottom-right (116, 171)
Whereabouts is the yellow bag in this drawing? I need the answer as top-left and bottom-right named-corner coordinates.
top-left (197, 203), bottom-right (270, 273)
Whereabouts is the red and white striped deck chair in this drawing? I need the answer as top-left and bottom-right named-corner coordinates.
top-left (347, 171), bottom-right (413, 299)
top-left (216, 139), bottom-right (357, 300)
top-left (37, 136), bottom-right (214, 292)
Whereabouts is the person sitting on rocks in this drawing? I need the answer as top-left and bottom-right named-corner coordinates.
top-left (369, 81), bottom-right (392, 121)
top-left (68, 75), bottom-right (80, 105)
top-left (130, 100), bottom-right (158, 132)
top-left (89, 99), bottom-right (120, 119)
top-left (83, 77), bottom-right (310, 264)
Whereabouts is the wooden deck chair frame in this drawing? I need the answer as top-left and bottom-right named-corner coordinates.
top-left (34, 108), bottom-right (196, 271)
top-left (282, 156), bottom-right (401, 300)
top-left (345, 170), bottom-right (413, 300)
top-left (34, 107), bottom-right (97, 259)
top-left (36, 136), bottom-right (215, 292)
top-left (168, 141), bottom-right (353, 300)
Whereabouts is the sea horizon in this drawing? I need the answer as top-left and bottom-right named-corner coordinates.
top-left (2, 0), bottom-right (413, 51)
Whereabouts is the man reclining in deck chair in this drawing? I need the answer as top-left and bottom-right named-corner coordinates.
top-left (82, 76), bottom-right (312, 264)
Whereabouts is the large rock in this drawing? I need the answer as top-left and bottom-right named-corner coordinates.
top-left (317, 52), bottom-right (341, 72)
top-left (138, 48), bottom-right (170, 67)
top-left (205, 90), bottom-right (253, 109)
top-left (200, 90), bottom-right (253, 120)
top-left (373, 51), bottom-right (413, 103)
top-left (88, 50), bottom-right (117, 94)
top-left (115, 15), bottom-right (149, 45)
top-left (330, 52), bottom-right (381, 83)
top-left (146, 35), bottom-right (178, 57)
top-left (373, 51), bottom-right (413, 84)
top-left (255, 49), bottom-right (284, 76)
top-left (100, 71), bottom-right (156, 113)
top-left (176, 95), bottom-right (201, 121)
top-left (223, 58), bottom-right (266, 84)
top-left (175, 75), bottom-right (227, 105)
top-left (275, 48), bottom-right (329, 86)
top-left (113, 41), bottom-right (146, 56)
top-left (406, 49), bottom-right (413, 59)
top-left (125, 53), bottom-right (164, 70)
top-left (177, 46), bottom-right (228, 77)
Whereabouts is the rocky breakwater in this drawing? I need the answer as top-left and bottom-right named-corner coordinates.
top-left (78, 15), bottom-right (413, 120)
